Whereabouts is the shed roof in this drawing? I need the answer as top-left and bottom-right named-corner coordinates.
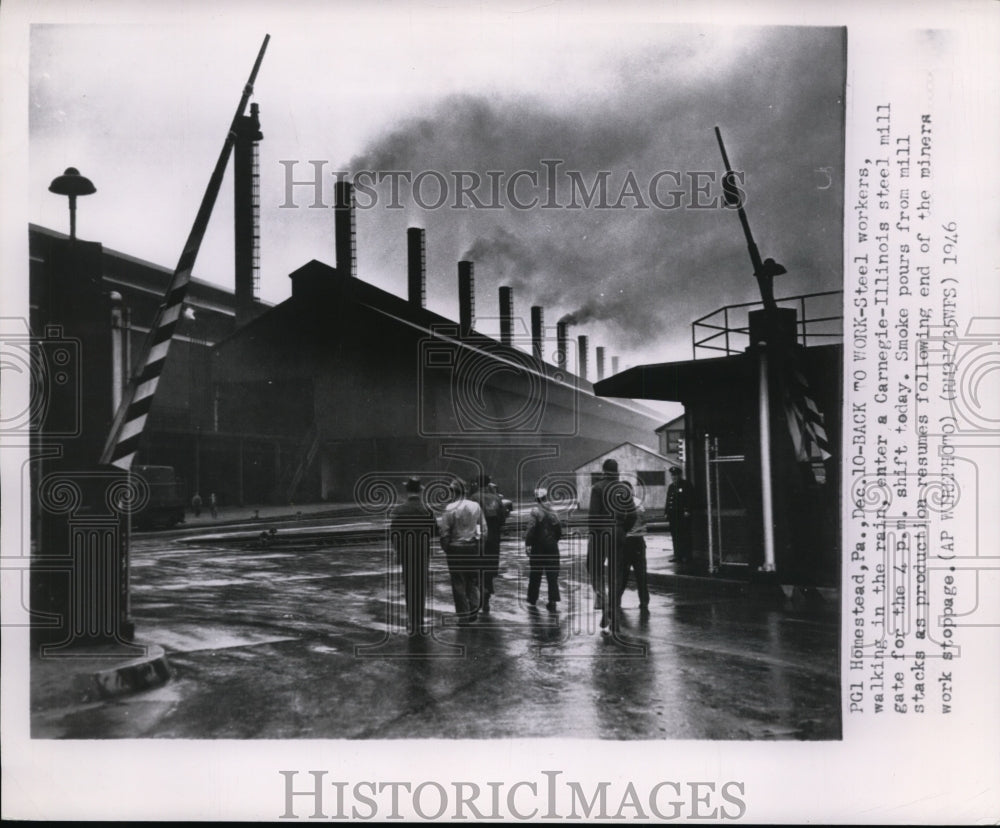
top-left (593, 344), bottom-right (842, 403)
top-left (573, 441), bottom-right (672, 471)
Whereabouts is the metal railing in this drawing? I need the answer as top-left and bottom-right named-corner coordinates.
top-left (691, 290), bottom-right (843, 359)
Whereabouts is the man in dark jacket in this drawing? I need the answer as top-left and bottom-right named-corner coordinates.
top-left (587, 458), bottom-right (618, 610)
top-left (469, 475), bottom-right (507, 613)
top-left (588, 458), bottom-right (636, 631)
top-left (524, 488), bottom-right (563, 612)
top-left (389, 477), bottom-right (437, 636)
top-left (664, 466), bottom-right (693, 564)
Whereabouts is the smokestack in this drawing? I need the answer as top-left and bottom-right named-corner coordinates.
top-left (234, 102), bottom-right (263, 327)
top-left (407, 227), bottom-right (426, 308)
top-left (612, 356), bottom-right (620, 374)
top-left (499, 286), bottom-right (513, 347)
top-left (531, 306), bottom-right (544, 362)
top-left (556, 320), bottom-right (569, 368)
top-left (334, 180), bottom-right (356, 279)
top-left (458, 261), bottom-right (475, 337)
top-left (578, 335), bottom-right (588, 380)
top-left (596, 346), bottom-right (606, 380)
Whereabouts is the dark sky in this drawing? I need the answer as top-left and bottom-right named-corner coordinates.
top-left (30, 17), bottom-right (844, 369)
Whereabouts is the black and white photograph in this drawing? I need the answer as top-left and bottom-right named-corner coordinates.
top-left (2, 0), bottom-right (998, 823)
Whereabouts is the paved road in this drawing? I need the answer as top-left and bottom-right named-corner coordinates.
top-left (32, 518), bottom-right (841, 740)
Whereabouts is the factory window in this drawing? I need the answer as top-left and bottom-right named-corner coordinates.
top-left (667, 430), bottom-right (683, 454)
top-left (637, 470), bottom-right (666, 486)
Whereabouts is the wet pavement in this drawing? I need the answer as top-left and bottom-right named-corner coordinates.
top-left (30, 512), bottom-right (841, 740)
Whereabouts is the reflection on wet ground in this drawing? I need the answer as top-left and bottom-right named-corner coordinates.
top-left (33, 529), bottom-right (840, 740)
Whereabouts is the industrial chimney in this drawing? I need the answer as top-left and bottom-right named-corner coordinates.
top-left (334, 180), bottom-right (356, 279)
top-left (556, 320), bottom-right (569, 368)
top-left (499, 286), bottom-right (513, 347)
top-left (531, 306), bottom-right (544, 363)
top-left (578, 335), bottom-right (588, 380)
top-left (596, 346), bottom-right (605, 380)
top-left (407, 227), bottom-right (426, 308)
top-left (234, 102), bottom-right (263, 327)
top-left (458, 261), bottom-right (475, 337)
top-left (612, 356), bottom-right (620, 375)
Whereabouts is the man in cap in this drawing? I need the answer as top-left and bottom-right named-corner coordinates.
top-left (389, 476), bottom-right (437, 636)
top-left (588, 457), bottom-right (639, 632)
top-left (587, 458), bottom-right (617, 610)
top-left (524, 487), bottom-right (563, 612)
top-left (438, 479), bottom-right (487, 625)
top-left (664, 466), bottom-right (693, 565)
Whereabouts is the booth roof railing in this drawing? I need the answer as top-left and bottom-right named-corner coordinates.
top-left (691, 290), bottom-right (843, 359)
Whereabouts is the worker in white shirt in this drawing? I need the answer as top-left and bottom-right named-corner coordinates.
top-left (438, 480), bottom-right (487, 625)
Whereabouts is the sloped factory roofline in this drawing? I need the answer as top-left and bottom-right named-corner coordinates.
top-left (214, 256), bottom-right (664, 422)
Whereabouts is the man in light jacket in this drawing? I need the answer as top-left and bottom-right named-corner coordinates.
top-left (438, 480), bottom-right (487, 625)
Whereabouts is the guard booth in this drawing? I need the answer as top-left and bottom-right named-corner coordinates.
top-left (594, 295), bottom-right (842, 587)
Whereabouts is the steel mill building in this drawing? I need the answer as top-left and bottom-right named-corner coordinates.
top-left (29, 100), bottom-right (842, 594)
top-left (28, 180), bottom-right (665, 513)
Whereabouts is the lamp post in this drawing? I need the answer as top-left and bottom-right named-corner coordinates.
top-left (48, 166), bottom-right (96, 240)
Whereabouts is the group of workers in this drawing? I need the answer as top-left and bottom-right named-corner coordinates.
top-left (388, 462), bottom-right (693, 637)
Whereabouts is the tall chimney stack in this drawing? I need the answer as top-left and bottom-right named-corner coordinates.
top-left (407, 227), bottom-right (426, 308)
top-left (499, 286), bottom-right (513, 347)
top-left (596, 346), bottom-right (605, 380)
top-left (556, 320), bottom-right (569, 368)
top-left (612, 356), bottom-right (620, 374)
top-left (458, 261), bottom-right (475, 337)
top-left (531, 306), bottom-right (544, 363)
top-left (234, 102), bottom-right (263, 327)
top-left (334, 180), bottom-right (356, 279)
top-left (578, 335), bottom-right (588, 380)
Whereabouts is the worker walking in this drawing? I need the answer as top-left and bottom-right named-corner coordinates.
top-left (469, 474), bottom-right (507, 614)
top-left (524, 488), bottom-right (563, 612)
top-left (438, 480), bottom-right (486, 625)
top-left (389, 476), bottom-right (437, 637)
top-left (616, 487), bottom-right (650, 614)
top-left (586, 458), bottom-right (620, 610)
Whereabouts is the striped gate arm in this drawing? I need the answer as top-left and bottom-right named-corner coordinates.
top-left (100, 35), bottom-right (270, 470)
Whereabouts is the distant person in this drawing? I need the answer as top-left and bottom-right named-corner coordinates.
top-left (209, 492), bottom-right (218, 520)
top-left (191, 492), bottom-right (202, 517)
top-left (469, 474), bottom-right (508, 613)
top-left (524, 488), bottom-right (563, 612)
top-left (390, 477), bottom-right (437, 637)
top-left (438, 480), bottom-right (486, 625)
top-left (664, 467), bottom-right (693, 564)
top-left (616, 487), bottom-right (650, 614)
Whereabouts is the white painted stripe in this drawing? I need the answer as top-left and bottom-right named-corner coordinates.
top-left (134, 378), bottom-right (159, 402)
top-left (119, 414), bottom-right (148, 444)
top-left (111, 451), bottom-right (137, 470)
top-left (147, 339), bottom-right (170, 366)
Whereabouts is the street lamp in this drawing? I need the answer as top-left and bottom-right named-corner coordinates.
top-left (48, 166), bottom-right (96, 240)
